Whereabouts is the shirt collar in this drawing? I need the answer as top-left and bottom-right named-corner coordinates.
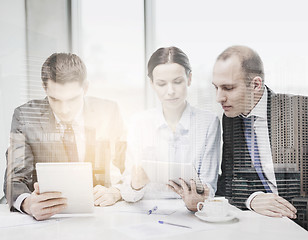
top-left (247, 88), bottom-right (267, 120)
top-left (155, 102), bottom-right (191, 131)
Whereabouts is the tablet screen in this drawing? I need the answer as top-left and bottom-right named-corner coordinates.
top-left (36, 162), bottom-right (94, 214)
top-left (142, 161), bottom-right (204, 193)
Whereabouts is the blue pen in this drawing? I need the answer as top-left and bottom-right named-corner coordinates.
top-left (158, 220), bottom-right (191, 229)
top-left (147, 206), bottom-right (158, 215)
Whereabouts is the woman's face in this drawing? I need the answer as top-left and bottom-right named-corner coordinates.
top-left (151, 63), bottom-right (191, 109)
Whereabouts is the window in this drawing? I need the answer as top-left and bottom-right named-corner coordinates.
top-left (78, 0), bottom-right (145, 119)
top-left (152, 0), bottom-right (308, 114)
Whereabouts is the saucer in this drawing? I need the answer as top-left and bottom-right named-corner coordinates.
top-left (195, 212), bottom-right (236, 223)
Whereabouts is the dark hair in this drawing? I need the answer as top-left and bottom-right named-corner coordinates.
top-left (41, 53), bottom-right (87, 87)
top-left (147, 46), bottom-right (192, 80)
top-left (216, 45), bottom-right (264, 86)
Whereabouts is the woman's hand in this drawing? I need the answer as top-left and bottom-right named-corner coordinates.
top-left (168, 179), bottom-right (209, 212)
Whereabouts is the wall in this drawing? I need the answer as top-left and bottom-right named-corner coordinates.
top-left (0, 0), bottom-right (28, 201)
top-left (26, 0), bottom-right (71, 99)
top-left (0, 0), bottom-right (71, 201)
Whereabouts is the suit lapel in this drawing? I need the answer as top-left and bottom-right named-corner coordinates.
top-left (39, 97), bottom-right (69, 162)
top-left (39, 97), bottom-right (56, 131)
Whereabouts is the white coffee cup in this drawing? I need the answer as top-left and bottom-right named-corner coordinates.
top-left (197, 197), bottom-right (229, 217)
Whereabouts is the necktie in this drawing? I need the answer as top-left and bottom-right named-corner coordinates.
top-left (243, 116), bottom-right (272, 193)
top-left (62, 123), bottom-right (79, 162)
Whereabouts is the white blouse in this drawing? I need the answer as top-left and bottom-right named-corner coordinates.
top-left (118, 103), bottom-right (221, 202)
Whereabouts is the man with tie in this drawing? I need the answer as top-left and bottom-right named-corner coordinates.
top-left (4, 53), bottom-right (125, 220)
top-left (212, 45), bottom-right (299, 219)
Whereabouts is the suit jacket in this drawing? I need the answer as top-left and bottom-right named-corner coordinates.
top-left (4, 96), bottom-right (125, 210)
top-left (216, 87), bottom-right (307, 210)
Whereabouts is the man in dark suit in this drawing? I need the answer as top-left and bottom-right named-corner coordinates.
top-left (212, 45), bottom-right (303, 219)
top-left (4, 53), bottom-right (125, 220)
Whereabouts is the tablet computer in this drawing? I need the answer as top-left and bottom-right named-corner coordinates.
top-left (142, 161), bottom-right (204, 193)
top-left (36, 162), bottom-right (94, 214)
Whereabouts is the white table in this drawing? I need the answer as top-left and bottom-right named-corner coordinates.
top-left (1, 200), bottom-right (307, 240)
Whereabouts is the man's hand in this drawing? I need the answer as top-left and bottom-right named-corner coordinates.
top-left (131, 165), bottom-right (150, 190)
top-left (93, 185), bottom-right (121, 207)
top-left (21, 182), bottom-right (67, 221)
top-left (168, 179), bottom-right (210, 212)
top-left (250, 193), bottom-right (297, 219)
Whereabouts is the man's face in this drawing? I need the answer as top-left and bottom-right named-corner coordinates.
top-left (45, 80), bottom-right (87, 122)
top-left (212, 56), bottom-right (254, 118)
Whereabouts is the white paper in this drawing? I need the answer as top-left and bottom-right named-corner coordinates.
top-left (103, 199), bottom-right (184, 215)
top-left (114, 221), bottom-right (192, 239)
top-left (0, 214), bottom-right (62, 228)
top-left (163, 208), bottom-right (219, 231)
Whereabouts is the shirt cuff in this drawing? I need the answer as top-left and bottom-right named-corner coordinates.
top-left (13, 193), bottom-right (31, 213)
top-left (115, 182), bottom-right (146, 203)
top-left (245, 191), bottom-right (264, 210)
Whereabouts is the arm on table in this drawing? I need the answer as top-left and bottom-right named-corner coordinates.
top-left (92, 164), bottom-right (149, 206)
top-left (93, 185), bottom-right (122, 206)
top-left (250, 192), bottom-right (297, 219)
top-left (4, 107), bottom-right (36, 210)
top-left (115, 115), bottom-right (150, 202)
top-left (5, 107), bottom-right (67, 219)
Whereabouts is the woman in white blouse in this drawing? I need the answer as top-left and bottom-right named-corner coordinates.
top-left (119, 46), bottom-right (221, 211)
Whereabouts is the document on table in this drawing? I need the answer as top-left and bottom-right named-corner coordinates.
top-left (114, 205), bottom-right (219, 239)
top-left (0, 214), bottom-right (62, 228)
top-left (114, 221), bottom-right (193, 239)
top-left (115, 215), bottom-right (217, 239)
top-left (104, 199), bottom-right (185, 215)
top-left (164, 208), bottom-right (220, 231)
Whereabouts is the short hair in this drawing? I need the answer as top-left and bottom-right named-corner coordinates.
top-left (147, 46), bottom-right (192, 80)
top-left (216, 45), bottom-right (264, 86)
top-left (41, 53), bottom-right (87, 87)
